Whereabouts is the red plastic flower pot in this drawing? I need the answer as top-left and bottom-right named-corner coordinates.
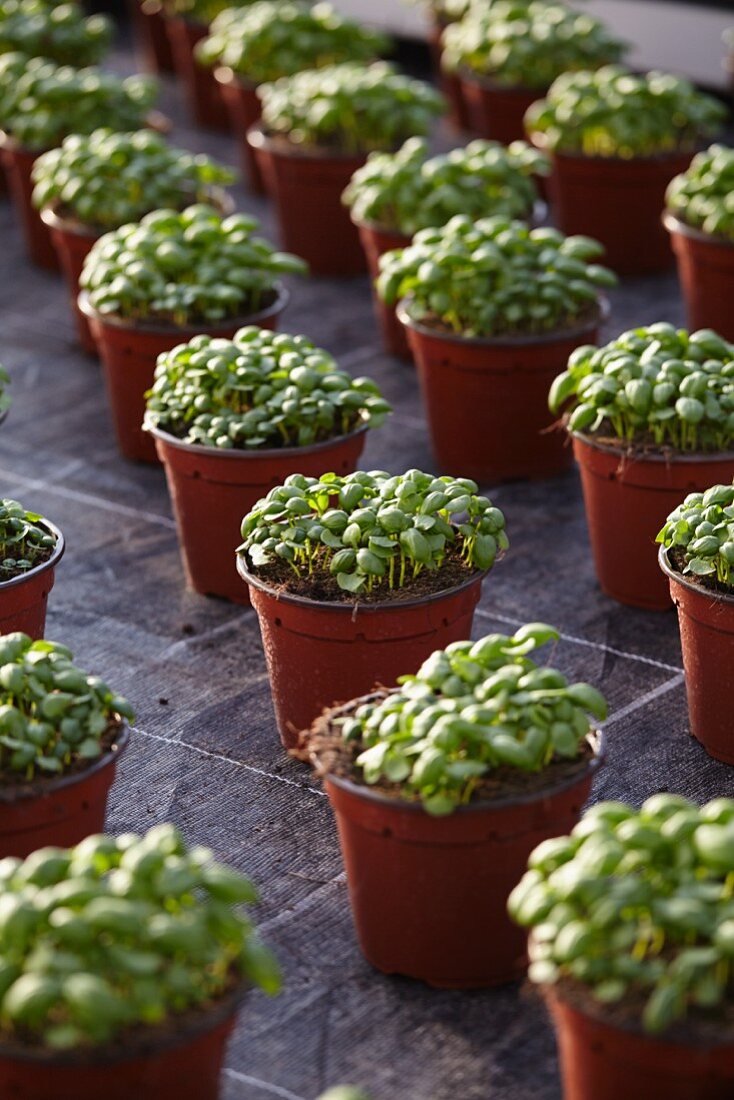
top-left (237, 564), bottom-right (487, 748)
top-left (536, 143), bottom-right (695, 276)
top-left (0, 520), bottom-right (64, 640)
top-left (324, 734), bottom-right (602, 988)
top-left (573, 434), bottom-right (734, 611)
top-left (0, 134), bottom-right (58, 271)
top-left (427, 18), bottom-right (469, 131)
top-left (354, 221), bottom-right (411, 360)
top-left (660, 547), bottom-right (734, 764)
top-left (127, 0), bottom-right (175, 73)
top-left (460, 75), bottom-right (543, 145)
top-left (399, 303), bottom-right (605, 484)
top-left (663, 213), bottom-right (734, 341)
top-left (79, 287), bottom-right (288, 464)
top-left (150, 425), bottom-right (368, 604)
top-left (547, 990), bottom-right (734, 1100)
top-left (166, 16), bottom-right (231, 132)
top-left (215, 68), bottom-right (264, 194)
top-left (40, 207), bottom-right (99, 353)
top-left (0, 724), bottom-right (129, 859)
top-left (0, 982), bottom-right (245, 1100)
top-left (248, 127), bottom-right (367, 277)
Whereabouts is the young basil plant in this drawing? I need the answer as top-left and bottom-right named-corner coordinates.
top-left (0, 823), bottom-right (280, 1049)
top-left (80, 204), bottom-right (307, 326)
top-left (342, 136), bottom-right (548, 236)
top-left (549, 323), bottom-right (734, 452)
top-left (0, 500), bottom-right (55, 582)
top-left (0, 53), bottom-right (157, 152)
top-left (0, 632), bottom-right (134, 779)
top-left (331, 623), bottom-right (606, 816)
top-left (377, 215), bottom-right (615, 338)
top-left (657, 483), bottom-right (734, 588)
top-left (163, 0), bottom-right (257, 24)
top-left (197, 1), bottom-right (389, 85)
top-left (665, 145), bottom-right (734, 242)
top-left (441, 1), bottom-right (625, 89)
top-left (144, 326), bottom-right (391, 449)
top-left (526, 66), bottom-right (727, 157)
top-left (258, 62), bottom-right (445, 154)
top-left (32, 129), bottom-right (235, 232)
top-left (239, 468), bottom-right (509, 594)
top-left (0, 0), bottom-right (111, 66)
top-left (510, 794), bottom-right (734, 1033)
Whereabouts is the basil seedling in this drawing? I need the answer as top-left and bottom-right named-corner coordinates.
top-left (343, 136), bottom-right (548, 236)
top-left (510, 794), bottom-right (734, 1032)
top-left (442, 1), bottom-right (625, 89)
top-left (377, 214), bottom-right (615, 338)
top-left (549, 324), bottom-right (734, 452)
top-left (329, 623), bottom-right (606, 815)
top-left (0, 824), bottom-right (280, 1049)
top-left (0, 52), bottom-right (156, 152)
top-left (80, 204), bottom-right (307, 326)
top-left (0, 500), bottom-right (55, 583)
top-left (0, 0), bottom-right (111, 66)
top-left (258, 61), bottom-right (445, 154)
top-left (526, 66), bottom-right (726, 156)
top-left (197, 1), bottom-right (388, 85)
top-left (666, 145), bottom-right (734, 242)
top-left (657, 483), bottom-right (734, 588)
top-left (32, 129), bottom-right (234, 232)
top-left (145, 326), bottom-right (391, 449)
top-left (165, 0), bottom-right (257, 24)
top-left (239, 468), bottom-right (508, 594)
top-left (0, 632), bottom-right (133, 779)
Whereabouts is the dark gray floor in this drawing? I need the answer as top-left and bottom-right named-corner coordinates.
top-left (1, 40), bottom-right (733, 1100)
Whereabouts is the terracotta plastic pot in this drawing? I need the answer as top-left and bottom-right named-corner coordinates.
top-left (427, 18), bottom-right (469, 130)
top-left (166, 17), bottom-right (230, 132)
top-left (664, 213), bottom-right (734, 341)
top-left (400, 303), bottom-right (604, 483)
top-left (536, 142), bottom-right (694, 275)
top-left (460, 74), bottom-right (542, 145)
top-left (79, 287), bottom-right (288, 463)
top-left (215, 69), bottom-right (264, 193)
top-left (127, 0), bottom-right (175, 73)
top-left (660, 548), bottom-right (734, 764)
top-left (248, 127), bottom-right (367, 276)
top-left (0, 135), bottom-right (58, 270)
top-left (150, 424), bottom-right (368, 604)
top-left (40, 207), bottom-right (99, 352)
top-left (548, 991), bottom-right (734, 1100)
top-left (0, 520), bottom-right (64, 639)
top-left (0, 982), bottom-right (245, 1100)
top-left (0, 724), bottom-right (129, 859)
top-left (325, 728), bottom-right (602, 988)
top-left (573, 434), bottom-right (734, 610)
top-left (238, 563), bottom-right (487, 747)
top-left (355, 222), bottom-right (411, 359)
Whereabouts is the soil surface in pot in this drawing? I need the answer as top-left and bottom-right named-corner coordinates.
top-left (669, 546), bottom-right (734, 599)
top-left (0, 721), bottom-right (124, 796)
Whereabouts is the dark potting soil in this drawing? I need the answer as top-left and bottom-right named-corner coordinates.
top-left (669, 546), bottom-right (734, 598)
top-left (0, 545), bottom-right (54, 584)
top-left (551, 977), bottom-right (734, 1048)
top-left (298, 697), bottom-right (598, 807)
top-left (0, 721), bottom-right (124, 798)
top-left (246, 545), bottom-right (482, 605)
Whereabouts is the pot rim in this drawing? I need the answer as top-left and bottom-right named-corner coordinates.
top-left (40, 186), bottom-right (236, 239)
top-left (661, 210), bottom-right (734, 250)
top-left (324, 721), bottom-right (604, 814)
top-left (237, 554), bottom-right (486, 614)
top-left (396, 295), bottom-right (609, 348)
top-left (571, 430), bottom-right (734, 466)
top-left (0, 129), bottom-right (45, 157)
top-left (246, 123), bottom-right (368, 164)
top-left (77, 283), bottom-right (289, 335)
top-left (213, 65), bottom-right (257, 92)
top-left (0, 975), bottom-right (248, 1066)
top-left (529, 131), bottom-right (698, 165)
top-left (145, 420), bottom-right (369, 458)
top-left (456, 70), bottom-right (545, 96)
top-left (0, 516), bottom-right (65, 594)
top-left (0, 721), bottom-right (130, 806)
top-left (352, 197), bottom-right (548, 239)
top-left (658, 545), bottom-right (734, 607)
